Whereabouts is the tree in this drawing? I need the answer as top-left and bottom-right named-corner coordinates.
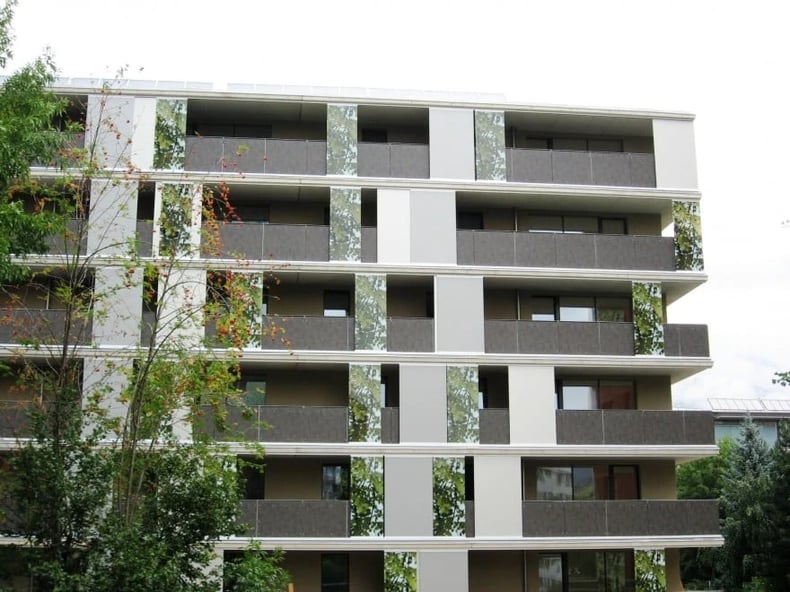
top-left (720, 419), bottom-right (774, 592)
top-left (0, 6), bottom-right (288, 588)
top-left (676, 437), bottom-right (734, 589)
top-left (766, 420), bottom-right (790, 591)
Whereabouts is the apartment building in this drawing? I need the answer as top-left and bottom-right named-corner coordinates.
top-left (0, 80), bottom-right (721, 591)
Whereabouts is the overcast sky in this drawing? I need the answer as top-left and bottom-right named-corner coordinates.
top-left (5, 0), bottom-right (790, 408)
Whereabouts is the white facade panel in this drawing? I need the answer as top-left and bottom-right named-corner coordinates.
top-left (399, 364), bottom-right (447, 443)
top-left (653, 119), bottom-right (699, 190)
top-left (384, 456), bottom-right (433, 536)
top-left (474, 456), bottom-right (523, 537)
top-left (132, 97), bottom-right (156, 171)
top-left (410, 190), bottom-right (456, 265)
top-left (377, 189), bottom-right (411, 263)
top-left (509, 365), bottom-right (557, 444)
top-left (429, 108), bottom-right (475, 180)
top-left (419, 550), bottom-right (469, 592)
top-left (435, 276), bottom-right (484, 353)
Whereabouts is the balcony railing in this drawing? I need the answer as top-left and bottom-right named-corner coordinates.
top-left (506, 148), bottom-right (656, 187)
top-left (0, 309), bottom-right (92, 345)
top-left (358, 142), bottom-right (430, 178)
top-left (556, 410), bottom-right (715, 445)
top-left (0, 401), bottom-right (31, 437)
top-left (480, 408), bottom-right (510, 444)
top-left (137, 220), bottom-right (153, 257)
top-left (522, 499), bottom-right (719, 537)
top-left (387, 318), bottom-right (434, 352)
top-left (45, 219), bottom-right (88, 256)
top-left (485, 321), bottom-right (709, 357)
top-left (262, 316), bottom-right (355, 351)
top-left (382, 407), bottom-right (399, 444)
top-left (457, 231), bottom-right (675, 271)
top-left (185, 137), bottom-right (327, 175)
top-left (240, 499), bottom-right (349, 537)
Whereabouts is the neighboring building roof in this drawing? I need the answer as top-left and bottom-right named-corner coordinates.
top-left (708, 397), bottom-right (790, 418)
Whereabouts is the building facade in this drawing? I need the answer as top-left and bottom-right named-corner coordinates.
top-left (1, 80), bottom-right (721, 591)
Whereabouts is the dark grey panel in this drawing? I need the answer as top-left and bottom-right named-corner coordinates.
top-left (254, 500), bottom-right (349, 537)
top-left (264, 139), bottom-right (308, 174)
top-left (556, 410), bottom-right (604, 445)
top-left (598, 322), bottom-right (635, 355)
top-left (381, 407), bottom-right (400, 443)
top-left (558, 322), bottom-right (600, 355)
top-left (602, 410), bottom-right (644, 444)
top-left (594, 234), bottom-right (635, 270)
top-left (479, 408), bottom-right (510, 444)
top-left (683, 411), bottom-right (715, 445)
top-left (591, 152), bottom-right (631, 186)
top-left (358, 143), bottom-right (390, 178)
top-left (304, 226), bottom-right (330, 261)
top-left (632, 236), bottom-right (675, 271)
top-left (361, 227), bottom-right (378, 263)
top-left (140, 310), bottom-right (156, 347)
top-left (387, 318), bottom-right (434, 352)
top-left (263, 224), bottom-right (329, 262)
top-left (0, 404), bottom-right (29, 437)
top-left (238, 500), bottom-right (257, 536)
top-left (0, 310), bottom-right (91, 345)
top-left (184, 136), bottom-right (225, 172)
top-left (391, 144), bottom-right (430, 179)
top-left (522, 501), bottom-right (565, 537)
top-left (231, 138), bottom-right (269, 174)
top-left (552, 151), bottom-right (592, 185)
top-left (518, 321), bottom-right (559, 354)
top-left (465, 501), bottom-right (475, 538)
top-left (563, 501), bottom-right (606, 536)
top-left (629, 153), bottom-right (657, 187)
top-left (484, 320), bottom-right (518, 353)
top-left (516, 233), bottom-right (556, 267)
top-left (606, 500), bottom-right (649, 536)
top-left (211, 222), bottom-right (263, 260)
top-left (474, 231), bottom-right (515, 266)
top-left (663, 324), bottom-right (710, 357)
top-left (643, 410), bottom-right (686, 445)
top-left (682, 499), bottom-right (720, 535)
top-left (306, 141), bottom-right (328, 175)
top-left (136, 220), bottom-right (153, 258)
top-left (456, 231), bottom-right (475, 265)
top-left (507, 148), bottom-right (553, 183)
top-left (259, 406), bottom-right (348, 443)
top-left (46, 219), bottom-right (87, 256)
top-left (647, 500), bottom-right (690, 536)
top-left (263, 316), bottom-right (354, 351)
top-left (555, 233), bottom-right (596, 268)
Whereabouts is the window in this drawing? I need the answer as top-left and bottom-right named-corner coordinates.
top-left (531, 297), bottom-right (557, 321)
top-left (539, 551), bottom-right (634, 592)
top-left (557, 379), bottom-right (635, 410)
top-left (600, 217), bottom-right (626, 235)
top-left (527, 213), bottom-right (627, 235)
top-left (323, 290), bottom-right (351, 317)
top-left (530, 296), bottom-right (632, 324)
top-left (457, 211), bottom-right (484, 230)
top-left (558, 297), bottom-right (595, 322)
top-left (321, 554), bottom-right (349, 592)
top-left (238, 458), bottom-right (265, 500)
top-left (536, 465), bottom-right (639, 500)
top-left (241, 377), bottom-right (266, 406)
top-left (322, 465), bottom-right (349, 500)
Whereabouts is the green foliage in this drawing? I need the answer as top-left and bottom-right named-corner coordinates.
top-left (446, 366), bottom-right (479, 443)
top-left (635, 550), bottom-right (666, 592)
top-left (384, 552), bottom-right (417, 592)
top-left (153, 99), bottom-right (186, 170)
top-left (354, 273), bottom-right (386, 351)
top-left (432, 456), bottom-right (465, 536)
top-left (765, 420), bottom-right (790, 591)
top-left (349, 456), bottom-right (384, 536)
top-left (348, 364), bottom-right (381, 443)
top-left (631, 281), bottom-right (664, 355)
top-left (223, 544), bottom-right (290, 592)
top-left (673, 200), bottom-right (704, 271)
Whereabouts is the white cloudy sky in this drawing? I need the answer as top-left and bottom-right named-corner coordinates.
top-left (5, 0), bottom-right (790, 408)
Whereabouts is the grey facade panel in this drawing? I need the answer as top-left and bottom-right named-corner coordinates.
top-left (184, 136), bottom-right (225, 171)
top-left (358, 143), bottom-right (391, 178)
top-left (400, 364), bottom-right (447, 443)
top-left (385, 456), bottom-right (432, 535)
top-left (429, 108), bottom-right (475, 180)
top-left (629, 152), bottom-right (657, 187)
top-left (601, 410), bottom-right (644, 444)
top-left (136, 220), bottom-right (154, 257)
top-left (558, 322), bottom-right (600, 355)
top-left (484, 320), bottom-right (519, 353)
top-left (605, 500), bottom-right (650, 536)
top-left (552, 151), bottom-right (593, 185)
top-left (184, 137), bottom-right (327, 175)
top-left (361, 227), bottom-right (378, 263)
top-left (516, 233), bottom-right (557, 267)
top-left (259, 406), bottom-right (348, 443)
top-left (590, 152), bottom-right (631, 186)
top-left (419, 551), bottom-right (468, 592)
top-left (663, 324), bottom-right (710, 357)
top-left (306, 141), bottom-right (328, 175)
top-left (456, 231), bottom-right (476, 265)
top-left (465, 501), bottom-right (475, 537)
top-left (391, 143), bottom-right (429, 178)
top-left (264, 139), bottom-right (309, 174)
top-left (517, 321), bottom-right (559, 354)
top-left (212, 222), bottom-right (264, 259)
top-left (555, 234), bottom-right (596, 268)
top-left (522, 501), bottom-right (566, 537)
top-left (683, 411), bottom-right (715, 445)
top-left (598, 322), bottom-right (636, 355)
top-left (435, 276), bottom-right (484, 352)
top-left (507, 148), bottom-right (554, 183)
top-left (479, 409), bottom-right (510, 444)
top-left (381, 407), bottom-right (400, 444)
top-left (261, 316), bottom-right (353, 351)
top-left (387, 318), bottom-right (434, 352)
top-left (0, 310), bottom-right (91, 346)
top-left (253, 500), bottom-right (349, 537)
top-left (594, 234), bottom-right (635, 270)
top-left (642, 410), bottom-right (686, 445)
top-left (473, 231), bottom-right (515, 266)
top-left (555, 410), bottom-right (604, 445)
top-left (262, 224), bottom-right (329, 262)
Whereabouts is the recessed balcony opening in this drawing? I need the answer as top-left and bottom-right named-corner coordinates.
top-left (503, 111), bottom-right (655, 187)
top-left (357, 105), bottom-right (429, 178)
top-left (386, 276), bottom-right (434, 353)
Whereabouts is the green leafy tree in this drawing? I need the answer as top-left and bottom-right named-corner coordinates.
top-left (721, 419), bottom-right (774, 592)
top-left (766, 419), bottom-right (790, 591)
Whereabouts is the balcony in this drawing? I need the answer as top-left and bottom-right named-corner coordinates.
top-left (522, 499), bottom-right (719, 537)
top-left (262, 316), bottom-right (354, 351)
top-left (358, 142), bottom-right (429, 178)
top-left (457, 231), bottom-right (675, 271)
top-left (198, 405), bottom-right (348, 443)
top-left (0, 402), bottom-right (30, 437)
top-left (506, 149), bottom-right (656, 187)
top-left (184, 137), bottom-right (327, 175)
top-left (240, 499), bottom-right (349, 537)
top-left (484, 321), bottom-right (709, 357)
top-left (556, 410), bottom-right (715, 445)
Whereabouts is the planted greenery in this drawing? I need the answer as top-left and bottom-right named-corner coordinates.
top-left (632, 281), bottom-right (665, 355)
top-left (157, 183), bottom-right (196, 257)
top-left (673, 201), bottom-right (704, 271)
top-left (447, 365), bottom-right (479, 444)
top-left (355, 274), bottom-right (386, 351)
top-left (384, 552), bottom-right (417, 592)
top-left (348, 364), bottom-right (382, 443)
top-left (153, 98), bottom-right (187, 170)
top-left (327, 104), bottom-right (357, 176)
top-left (433, 457), bottom-right (465, 536)
top-left (329, 187), bottom-right (361, 261)
top-left (635, 549), bottom-right (667, 592)
top-left (350, 456), bottom-right (384, 536)
top-left (474, 110), bottom-right (506, 181)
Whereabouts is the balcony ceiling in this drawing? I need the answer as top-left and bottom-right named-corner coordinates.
top-left (456, 190), bottom-right (673, 216)
top-left (505, 111), bottom-right (653, 137)
top-left (357, 105), bottom-right (428, 126)
top-left (188, 98), bottom-right (327, 123)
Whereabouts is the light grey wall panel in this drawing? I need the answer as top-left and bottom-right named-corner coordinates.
top-left (86, 95), bottom-right (135, 169)
top-left (653, 119), bottom-right (698, 189)
top-left (474, 456), bottom-right (522, 537)
top-left (509, 365), bottom-right (556, 444)
top-left (377, 189), bottom-right (411, 264)
top-left (435, 276), bottom-right (484, 353)
top-left (409, 190), bottom-right (456, 264)
top-left (92, 267), bottom-right (143, 346)
top-left (419, 551), bottom-right (468, 592)
top-left (400, 364), bottom-right (447, 443)
top-left (429, 108), bottom-right (475, 180)
top-left (88, 179), bottom-right (138, 256)
top-left (385, 456), bottom-right (432, 536)
top-left (132, 97), bottom-right (156, 171)
top-left (82, 357), bottom-right (133, 427)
